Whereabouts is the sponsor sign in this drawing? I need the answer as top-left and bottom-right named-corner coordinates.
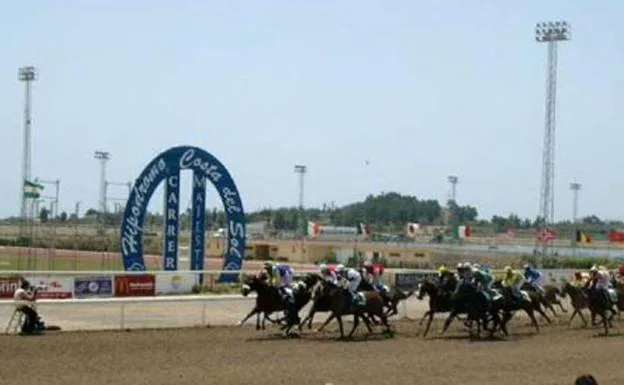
top-left (155, 273), bottom-right (197, 295)
top-left (26, 276), bottom-right (74, 299)
top-left (0, 277), bottom-right (20, 299)
top-left (74, 276), bottom-right (113, 298)
top-left (394, 272), bottom-right (430, 292)
top-left (114, 275), bottom-right (155, 297)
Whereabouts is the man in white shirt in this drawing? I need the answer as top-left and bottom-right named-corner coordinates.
top-left (13, 279), bottom-right (40, 334)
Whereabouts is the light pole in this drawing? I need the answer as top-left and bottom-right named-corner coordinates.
top-left (535, 21), bottom-right (571, 253)
top-left (445, 175), bottom-right (458, 225)
top-left (570, 182), bottom-right (581, 224)
top-left (18, 66), bottom-right (37, 235)
top-left (94, 151), bottom-right (110, 215)
top-left (294, 165), bottom-right (307, 237)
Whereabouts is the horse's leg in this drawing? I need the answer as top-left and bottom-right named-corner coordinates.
top-left (348, 314), bottom-right (359, 338)
top-left (423, 312), bottom-right (435, 337)
top-left (555, 299), bottom-right (568, 313)
top-left (360, 314), bottom-right (374, 334)
top-left (567, 309), bottom-right (579, 327)
top-left (238, 308), bottom-right (258, 327)
top-left (524, 308), bottom-right (540, 333)
top-left (500, 311), bottom-right (511, 337)
top-left (336, 315), bottom-right (345, 339)
top-left (303, 306), bottom-right (316, 329)
top-left (419, 310), bottom-right (431, 326)
top-left (316, 313), bottom-right (335, 333)
top-left (545, 301), bottom-right (558, 318)
top-left (441, 310), bottom-right (457, 334)
top-left (535, 303), bottom-right (552, 324)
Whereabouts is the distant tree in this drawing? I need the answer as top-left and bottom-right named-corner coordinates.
top-left (59, 211), bottom-right (68, 222)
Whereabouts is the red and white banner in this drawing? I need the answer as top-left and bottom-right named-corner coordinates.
top-left (25, 276), bottom-right (74, 299)
top-left (0, 277), bottom-right (21, 299)
top-left (536, 228), bottom-right (557, 242)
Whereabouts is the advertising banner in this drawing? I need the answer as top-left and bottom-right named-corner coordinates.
top-left (26, 276), bottom-right (74, 299)
top-left (155, 273), bottom-right (197, 295)
top-left (74, 276), bottom-right (113, 298)
top-left (114, 275), bottom-right (155, 297)
top-left (0, 277), bottom-right (20, 299)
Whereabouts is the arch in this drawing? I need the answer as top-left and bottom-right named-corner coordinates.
top-left (120, 145), bottom-right (246, 283)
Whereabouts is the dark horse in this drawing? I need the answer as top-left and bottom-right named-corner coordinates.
top-left (358, 279), bottom-right (415, 317)
top-left (440, 281), bottom-right (499, 338)
top-left (520, 281), bottom-right (567, 317)
top-left (560, 281), bottom-right (590, 328)
top-left (494, 286), bottom-right (551, 336)
top-left (417, 278), bottom-right (463, 337)
top-left (315, 280), bottom-right (393, 339)
top-left (586, 286), bottom-right (618, 336)
top-left (239, 273), bottom-right (319, 334)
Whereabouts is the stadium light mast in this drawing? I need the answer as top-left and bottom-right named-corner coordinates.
top-left (94, 151), bottom-right (111, 214)
top-left (535, 21), bottom-right (570, 253)
top-left (570, 182), bottom-right (581, 224)
top-left (294, 165), bottom-right (307, 237)
top-left (18, 66), bottom-right (37, 234)
top-left (447, 175), bottom-right (458, 203)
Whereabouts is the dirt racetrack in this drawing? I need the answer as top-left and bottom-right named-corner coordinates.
top-left (1, 318), bottom-right (621, 385)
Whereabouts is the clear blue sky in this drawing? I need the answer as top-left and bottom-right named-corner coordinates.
top-left (0, 1), bottom-right (622, 221)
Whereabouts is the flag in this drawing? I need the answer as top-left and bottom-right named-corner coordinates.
top-left (356, 223), bottom-right (372, 237)
top-left (536, 228), bottom-right (557, 242)
top-left (453, 225), bottom-right (471, 239)
top-left (23, 180), bottom-right (44, 199)
top-left (608, 230), bottom-right (624, 243)
top-left (575, 230), bottom-right (592, 244)
top-left (306, 221), bottom-right (321, 238)
top-left (406, 222), bottom-right (419, 237)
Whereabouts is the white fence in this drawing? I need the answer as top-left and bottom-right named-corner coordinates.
top-left (0, 294), bottom-right (257, 331)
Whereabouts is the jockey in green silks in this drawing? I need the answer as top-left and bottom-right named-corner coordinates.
top-left (472, 266), bottom-right (497, 301)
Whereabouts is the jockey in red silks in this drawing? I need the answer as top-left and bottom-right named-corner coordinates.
top-left (319, 263), bottom-right (339, 284)
top-left (362, 260), bottom-right (387, 295)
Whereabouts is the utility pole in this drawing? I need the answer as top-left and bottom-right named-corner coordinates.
top-left (294, 164), bottom-right (307, 260)
top-left (74, 201), bottom-right (81, 220)
top-left (445, 175), bottom-right (458, 226)
top-left (535, 21), bottom-right (571, 254)
top-left (18, 66), bottom-right (37, 237)
top-left (94, 151), bottom-right (110, 215)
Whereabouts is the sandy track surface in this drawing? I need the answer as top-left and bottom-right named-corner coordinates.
top-left (1, 317), bottom-right (621, 385)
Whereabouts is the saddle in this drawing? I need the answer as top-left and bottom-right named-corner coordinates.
top-left (607, 288), bottom-right (618, 303)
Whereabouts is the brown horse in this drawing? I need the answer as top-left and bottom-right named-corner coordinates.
top-left (521, 282), bottom-right (567, 317)
top-left (315, 280), bottom-right (393, 339)
top-left (560, 281), bottom-right (590, 328)
top-left (417, 279), bottom-right (460, 337)
top-left (239, 273), bottom-right (282, 330)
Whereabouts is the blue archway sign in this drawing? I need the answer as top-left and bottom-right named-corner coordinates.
top-left (120, 146), bottom-right (246, 284)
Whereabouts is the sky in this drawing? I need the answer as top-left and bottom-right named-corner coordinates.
top-left (0, 1), bottom-right (622, 222)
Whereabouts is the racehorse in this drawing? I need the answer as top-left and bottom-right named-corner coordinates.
top-left (586, 286), bottom-right (617, 336)
top-left (559, 281), bottom-right (590, 328)
top-left (239, 273), bottom-right (320, 334)
top-left (496, 286), bottom-right (550, 336)
top-left (417, 278), bottom-right (463, 337)
top-left (315, 280), bottom-right (393, 339)
top-left (520, 281), bottom-right (567, 317)
top-left (440, 280), bottom-right (498, 338)
top-left (358, 279), bottom-right (415, 317)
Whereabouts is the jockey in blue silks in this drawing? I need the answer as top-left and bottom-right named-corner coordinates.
top-left (523, 264), bottom-right (546, 295)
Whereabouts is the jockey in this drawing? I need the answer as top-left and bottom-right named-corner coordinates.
top-left (336, 264), bottom-right (363, 304)
top-left (362, 260), bottom-right (386, 294)
top-left (572, 271), bottom-right (589, 287)
top-left (589, 265), bottom-right (613, 303)
top-left (263, 261), bottom-right (294, 302)
top-left (461, 262), bottom-right (474, 282)
top-left (438, 265), bottom-right (456, 292)
top-left (472, 266), bottom-right (497, 301)
top-left (523, 264), bottom-right (546, 294)
top-left (319, 263), bottom-right (338, 284)
top-left (502, 266), bottom-right (525, 300)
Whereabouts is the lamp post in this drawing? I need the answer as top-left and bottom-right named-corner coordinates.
top-left (18, 66), bottom-right (37, 237)
top-left (535, 21), bottom-right (571, 254)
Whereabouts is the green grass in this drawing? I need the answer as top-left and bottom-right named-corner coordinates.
top-left (0, 254), bottom-right (156, 272)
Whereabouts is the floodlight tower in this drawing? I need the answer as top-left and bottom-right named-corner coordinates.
top-left (94, 151), bottom-right (111, 214)
top-left (447, 175), bottom-right (458, 203)
top-left (18, 66), bottom-right (37, 225)
top-left (535, 21), bottom-right (571, 251)
top-left (570, 182), bottom-right (581, 224)
top-left (294, 165), bottom-right (307, 236)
